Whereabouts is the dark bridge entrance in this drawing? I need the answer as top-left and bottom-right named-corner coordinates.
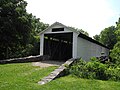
top-left (44, 32), bottom-right (73, 61)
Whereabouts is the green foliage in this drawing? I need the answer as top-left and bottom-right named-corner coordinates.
top-left (94, 26), bottom-right (117, 49)
top-left (0, 0), bottom-right (32, 59)
top-left (105, 67), bottom-right (120, 81)
top-left (115, 29), bottom-right (120, 41)
top-left (108, 17), bottom-right (120, 67)
top-left (93, 34), bottom-right (100, 42)
top-left (110, 42), bottom-right (120, 66)
top-left (92, 19), bottom-right (120, 80)
top-left (68, 26), bottom-right (89, 36)
top-left (87, 57), bottom-right (107, 80)
top-left (78, 29), bottom-right (89, 36)
top-left (0, 0), bottom-right (49, 59)
top-left (68, 58), bottom-right (120, 81)
top-left (69, 59), bottom-right (86, 78)
top-left (115, 18), bottom-right (120, 41)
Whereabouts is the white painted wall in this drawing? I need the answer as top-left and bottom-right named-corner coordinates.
top-left (72, 32), bottom-right (78, 58)
top-left (40, 34), bottom-right (44, 55)
top-left (77, 37), bottom-right (109, 61)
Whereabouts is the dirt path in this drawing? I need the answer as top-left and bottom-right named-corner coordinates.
top-left (32, 60), bottom-right (65, 68)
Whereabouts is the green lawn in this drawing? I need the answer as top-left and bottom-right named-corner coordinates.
top-left (42, 75), bottom-right (120, 90)
top-left (0, 63), bottom-right (120, 90)
top-left (0, 63), bottom-right (57, 90)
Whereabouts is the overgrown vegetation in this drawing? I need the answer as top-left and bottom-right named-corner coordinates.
top-left (109, 19), bottom-right (120, 66)
top-left (68, 58), bottom-right (120, 81)
top-left (92, 18), bottom-right (120, 80)
top-left (93, 26), bottom-right (117, 49)
top-left (110, 42), bottom-right (120, 66)
top-left (93, 18), bottom-right (120, 64)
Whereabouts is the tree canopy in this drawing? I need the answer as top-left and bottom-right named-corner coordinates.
top-left (93, 17), bottom-right (120, 65)
top-left (68, 26), bottom-right (89, 36)
top-left (93, 35), bottom-right (100, 42)
top-left (110, 18), bottom-right (120, 65)
top-left (93, 26), bottom-right (117, 49)
top-left (0, 0), bottom-right (48, 59)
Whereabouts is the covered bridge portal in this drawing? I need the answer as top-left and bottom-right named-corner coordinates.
top-left (44, 32), bottom-right (73, 60)
top-left (40, 22), bottom-right (109, 61)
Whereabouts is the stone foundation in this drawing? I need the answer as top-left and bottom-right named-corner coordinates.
top-left (0, 55), bottom-right (48, 64)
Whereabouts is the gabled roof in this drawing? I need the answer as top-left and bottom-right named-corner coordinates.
top-left (40, 22), bottom-right (79, 35)
top-left (40, 22), bottom-right (109, 49)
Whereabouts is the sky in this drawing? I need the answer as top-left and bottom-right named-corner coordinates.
top-left (25, 0), bottom-right (120, 37)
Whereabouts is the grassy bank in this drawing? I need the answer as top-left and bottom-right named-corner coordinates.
top-left (0, 63), bottom-right (120, 90)
top-left (0, 63), bottom-right (57, 90)
top-left (41, 75), bottom-right (120, 90)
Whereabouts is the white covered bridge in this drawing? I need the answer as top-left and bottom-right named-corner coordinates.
top-left (40, 22), bottom-right (109, 61)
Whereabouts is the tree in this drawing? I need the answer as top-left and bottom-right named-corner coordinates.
top-left (27, 16), bottom-right (49, 56)
top-left (0, 0), bottom-right (49, 59)
top-left (0, 0), bottom-right (33, 59)
top-left (109, 18), bottom-right (120, 66)
top-left (93, 26), bottom-right (117, 49)
top-left (93, 35), bottom-right (100, 42)
top-left (31, 16), bottom-right (49, 35)
top-left (79, 29), bottom-right (89, 36)
top-left (69, 26), bottom-right (89, 36)
top-left (110, 42), bottom-right (120, 66)
top-left (115, 17), bottom-right (120, 41)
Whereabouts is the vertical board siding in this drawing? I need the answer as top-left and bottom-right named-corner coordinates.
top-left (77, 37), bottom-right (109, 61)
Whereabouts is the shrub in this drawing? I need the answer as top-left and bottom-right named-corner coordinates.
top-left (68, 57), bottom-right (120, 81)
top-left (69, 59), bottom-right (86, 77)
top-left (105, 67), bottom-right (120, 81)
top-left (69, 58), bottom-right (107, 80)
top-left (110, 42), bottom-right (120, 66)
top-left (85, 58), bottom-right (107, 80)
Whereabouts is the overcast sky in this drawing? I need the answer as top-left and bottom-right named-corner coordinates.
top-left (25, 0), bottom-right (120, 37)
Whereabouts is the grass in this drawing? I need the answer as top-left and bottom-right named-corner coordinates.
top-left (0, 63), bottom-right (120, 90)
top-left (41, 75), bottom-right (120, 90)
top-left (0, 63), bottom-right (57, 90)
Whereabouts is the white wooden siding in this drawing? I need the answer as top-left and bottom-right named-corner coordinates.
top-left (40, 22), bottom-right (109, 61)
top-left (40, 34), bottom-right (44, 55)
top-left (77, 37), bottom-right (109, 61)
top-left (72, 32), bottom-right (78, 58)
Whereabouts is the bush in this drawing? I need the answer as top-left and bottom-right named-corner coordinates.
top-left (69, 59), bottom-right (87, 78)
top-left (86, 57), bottom-right (107, 80)
top-left (110, 42), bottom-right (120, 66)
top-left (105, 67), bottom-right (120, 81)
top-left (68, 57), bottom-right (120, 81)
